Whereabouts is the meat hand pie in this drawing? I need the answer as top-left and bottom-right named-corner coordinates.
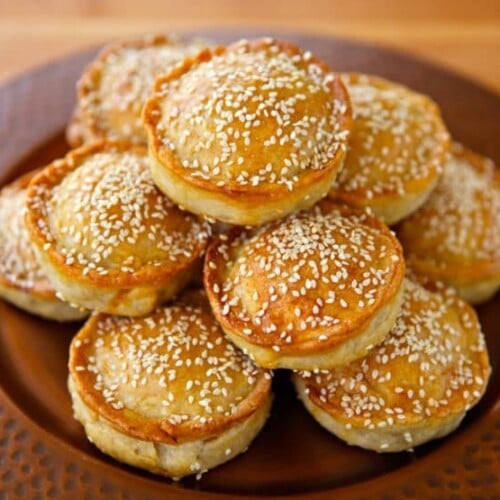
top-left (293, 279), bottom-right (491, 452)
top-left (68, 34), bottom-right (208, 147)
top-left (204, 201), bottom-right (405, 370)
top-left (25, 140), bottom-right (211, 316)
top-left (329, 73), bottom-right (450, 225)
top-left (0, 171), bottom-right (87, 321)
top-left (397, 143), bottom-right (500, 304)
top-left (68, 290), bottom-right (272, 479)
top-left (142, 38), bottom-right (352, 226)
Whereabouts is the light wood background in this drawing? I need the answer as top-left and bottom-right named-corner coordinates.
top-left (0, 0), bottom-right (499, 92)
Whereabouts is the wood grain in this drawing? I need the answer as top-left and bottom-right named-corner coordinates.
top-left (0, 0), bottom-right (499, 92)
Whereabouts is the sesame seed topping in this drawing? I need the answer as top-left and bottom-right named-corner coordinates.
top-left (29, 146), bottom-right (211, 279)
top-left (332, 73), bottom-right (449, 200)
top-left (398, 144), bottom-right (500, 266)
top-left (207, 203), bottom-right (402, 348)
top-left (0, 177), bottom-right (50, 290)
top-left (148, 39), bottom-right (350, 190)
top-left (80, 36), bottom-right (208, 143)
top-left (72, 292), bottom-right (269, 422)
top-left (298, 279), bottom-right (490, 428)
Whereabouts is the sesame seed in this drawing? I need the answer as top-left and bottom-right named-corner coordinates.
top-left (332, 73), bottom-right (449, 201)
top-left (71, 294), bottom-right (270, 423)
top-left (296, 279), bottom-right (488, 430)
top-left (149, 39), bottom-right (350, 191)
top-left (398, 144), bottom-right (499, 266)
top-left (82, 36), bottom-right (207, 143)
top-left (209, 204), bottom-right (402, 352)
top-left (0, 177), bottom-right (54, 291)
top-left (28, 147), bottom-right (211, 279)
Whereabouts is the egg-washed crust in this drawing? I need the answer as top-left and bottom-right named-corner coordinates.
top-left (78, 34), bottom-right (208, 144)
top-left (294, 279), bottom-right (490, 451)
top-left (142, 38), bottom-right (351, 213)
top-left (0, 281), bottom-right (88, 321)
top-left (0, 169), bottom-right (55, 298)
top-left (69, 290), bottom-right (272, 444)
top-left (406, 258), bottom-right (500, 306)
top-left (68, 373), bottom-right (273, 478)
top-left (0, 169), bottom-right (88, 321)
top-left (204, 201), bottom-right (405, 359)
top-left (329, 73), bottom-right (450, 224)
top-left (25, 139), bottom-right (211, 290)
top-left (397, 143), bottom-right (500, 285)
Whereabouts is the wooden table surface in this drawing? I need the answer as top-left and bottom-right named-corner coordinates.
top-left (0, 0), bottom-right (499, 92)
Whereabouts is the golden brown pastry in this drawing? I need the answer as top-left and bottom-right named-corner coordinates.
top-left (293, 279), bottom-right (491, 452)
top-left (204, 201), bottom-right (405, 370)
top-left (329, 73), bottom-right (450, 225)
top-left (25, 140), bottom-right (211, 316)
top-left (73, 34), bottom-right (208, 146)
top-left (143, 38), bottom-right (352, 225)
top-left (68, 290), bottom-right (272, 479)
top-left (0, 170), bottom-right (87, 321)
top-left (397, 143), bottom-right (500, 304)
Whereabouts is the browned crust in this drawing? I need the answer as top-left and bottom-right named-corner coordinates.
top-left (0, 168), bottom-right (56, 299)
top-left (78, 34), bottom-right (202, 142)
top-left (0, 278), bottom-right (55, 300)
top-left (69, 296), bottom-right (272, 444)
top-left (332, 176), bottom-right (439, 216)
top-left (25, 139), bottom-right (210, 290)
top-left (406, 256), bottom-right (500, 284)
top-left (300, 291), bottom-right (491, 426)
top-left (203, 200), bottom-right (405, 355)
top-left (398, 142), bottom-right (500, 283)
top-left (330, 72), bottom-right (450, 204)
top-left (142, 38), bottom-right (352, 199)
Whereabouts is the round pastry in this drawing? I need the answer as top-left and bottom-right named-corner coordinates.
top-left (0, 170), bottom-right (87, 321)
top-left (142, 38), bottom-right (352, 225)
top-left (75, 34), bottom-right (208, 145)
top-left (68, 290), bottom-right (272, 479)
top-left (328, 73), bottom-right (450, 225)
top-left (204, 201), bottom-right (405, 370)
top-left (397, 143), bottom-right (500, 304)
top-left (293, 278), bottom-right (491, 452)
top-left (25, 140), bottom-right (211, 316)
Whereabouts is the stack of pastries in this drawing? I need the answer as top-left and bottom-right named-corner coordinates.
top-left (0, 34), bottom-right (496, 479)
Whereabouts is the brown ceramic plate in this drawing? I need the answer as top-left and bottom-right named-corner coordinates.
top-left (0, 32), bottom-right (499, 499)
